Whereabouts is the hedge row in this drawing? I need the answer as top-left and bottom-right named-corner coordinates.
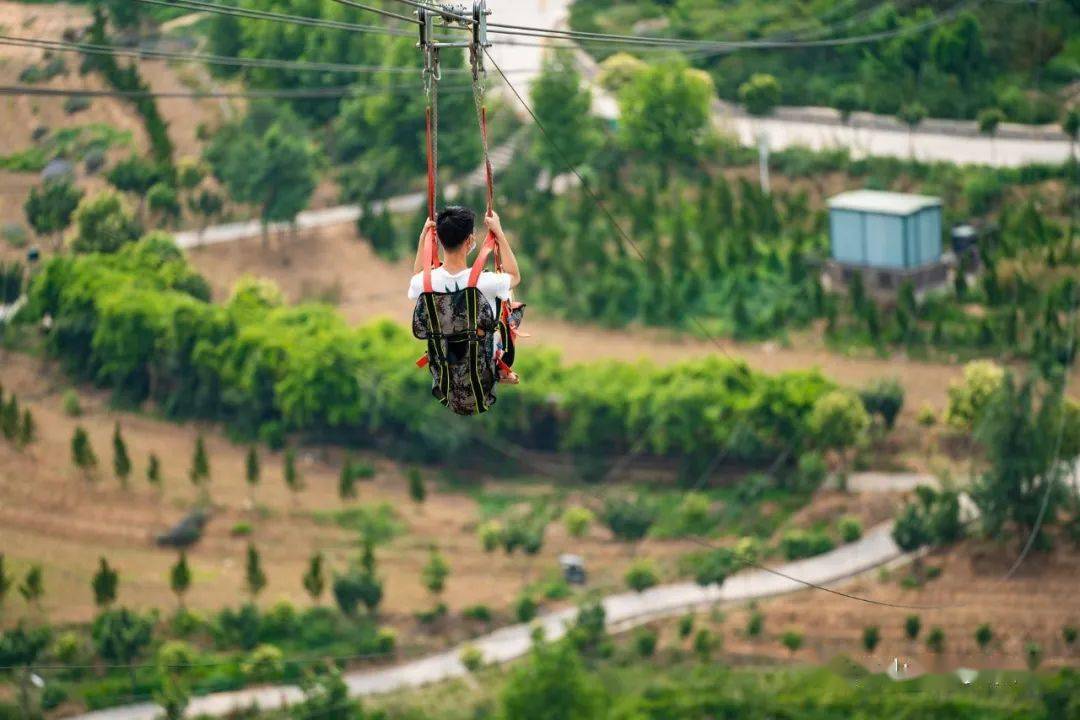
top-left (23, 235), bottom-right (837, 468)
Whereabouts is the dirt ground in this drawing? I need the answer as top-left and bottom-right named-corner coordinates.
top-left (644, 533), bottom-right (1080, 674)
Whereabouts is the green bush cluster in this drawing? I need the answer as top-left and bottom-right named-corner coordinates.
top-left (779, 528), bottom-right (836, 561)
top-left (23, 234), bottom-right (838, 467)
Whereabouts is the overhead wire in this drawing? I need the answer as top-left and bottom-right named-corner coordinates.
top-left (0, 83), bottom-right (473, 100)
top-left (328, 0), bottom-right (419, 25)
top-left (134, 0), bottom-right (415, 37)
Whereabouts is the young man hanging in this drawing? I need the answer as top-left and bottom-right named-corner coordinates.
top-left (408, 206), bottom-right (522, 389)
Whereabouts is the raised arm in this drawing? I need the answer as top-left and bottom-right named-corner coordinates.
top-left (412, 218), bottom-right (437, 275)
top-left (486, 212), bottom-right (520, 289)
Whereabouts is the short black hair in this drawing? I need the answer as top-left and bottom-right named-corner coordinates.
top-left (436, 206), bottom-right (475, 251)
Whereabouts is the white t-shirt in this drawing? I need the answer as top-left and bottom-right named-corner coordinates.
top-left (408, 268), bottom-right (512, 315)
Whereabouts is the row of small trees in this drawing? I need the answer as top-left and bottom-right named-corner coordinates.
top-left (0, 386), bottom-right (35, 449)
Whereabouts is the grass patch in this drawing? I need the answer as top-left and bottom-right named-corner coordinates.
top-left (310, 502), bottom-right (402, 545)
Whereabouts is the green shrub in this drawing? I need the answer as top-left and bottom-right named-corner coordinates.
top-left (41, 684), bottom-right (68, 710)
top-left (926, 627), bottom-right (946, 654)
top-left (746, 610), bottom-right (764, 639)
top-left (781, 629), bottom-right (803, 654)
top-left (859, 378), bottom-right (904, 429)
top-left (838, 516), bottom-right (863, 543)
top-left (677, 614), bottom-right (694, 639)
top-left (1063, 625), bottom-right (1078, 646)
top-left (463, 604), bottom-right (493, 623)
top-left (795, 451), bottom-right (828, 491)
top-left (242, 644), bottom-right (284, 682)
top-left (375, 627), bottom-right (396, 654)
top-left (625, 559), bottom-right (659, 592)
top-left (230, 521), bottom-right (253, 537)
top-left (562, 506), bottom-right (594, 538)
top-left (904, 614), bottom-right (921, 641)
top-left (460, 645), bottom-right (484, 672)
top-left (515, 595), bottom-right (538, 623)
top-left (780, 529), bottom-right (835, 560)
top-left (693, 628), bottom-right (715, 660)
top-left (634, 628), bottom-right (658, 657)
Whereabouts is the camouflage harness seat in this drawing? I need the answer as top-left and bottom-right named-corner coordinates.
top-left (413, 284), bottom-right (499, 416)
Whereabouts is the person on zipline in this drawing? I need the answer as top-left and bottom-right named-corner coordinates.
top-left (408, 205), bottom-right (521, 383)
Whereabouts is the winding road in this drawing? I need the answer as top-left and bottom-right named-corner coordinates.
top-left (72, 521), bottom-right (909, 720)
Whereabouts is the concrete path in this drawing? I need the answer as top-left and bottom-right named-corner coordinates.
top-left (71, 523), bottom-right (905, 720)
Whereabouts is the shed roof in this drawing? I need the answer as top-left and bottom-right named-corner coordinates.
top-left (827, 190), bottom-right (941, 216)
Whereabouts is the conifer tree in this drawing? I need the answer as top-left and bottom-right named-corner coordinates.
top-left (112, 422), bottom-right (132, 488)
top-left (408, 468), bottom-right (426, 506)
top-left (0, 554), bottom-right (12, 615)
top-left (245, 544), bottom-right (266, 600)
top-left (147, 452), bottom-right (162, 490)
top-left (71, 426), bottom-right (98, 478)
top-left (283, 448), bottom-right (303, 501)
top-left (1, 393), bottom-right (18, 440)
top-left (189, 435), bottom-right (209, 491)
top-left (302, 552), bottom-right (324, 604)
top-left (91, 557), bottom-right (119, 608)
top-left (18, 565), bottom-right (43, 608)
top-left (245, 446), bottom-right (260, 509)
top-left (338, 456), bottom-right (357, 501)
top-left (170, 553), bottom-right (191, 609)
top-left (17, 408), bottom-right (34, 447)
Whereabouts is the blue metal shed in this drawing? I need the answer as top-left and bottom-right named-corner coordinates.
top-left (828, 190), bottom-right (943, 270)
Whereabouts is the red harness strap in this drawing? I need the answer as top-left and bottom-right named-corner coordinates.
top-left (422, 105), bottom-right (440, 294)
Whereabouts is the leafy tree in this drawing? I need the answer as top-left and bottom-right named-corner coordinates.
top-left (831, 84), bottom-right (862, 123)
top-left (71, 426), bottom-right (98, 478)
top-left (618, 58), bottom-right (714, 178)
top-left (500, 640), bottom-right (604, 720)
top-left (562, 506), bottom-right (594, 538)
top-left (18, 565), bottom-right (43, 608)
top-left (147, 182), bottom-right (181, 227)
top-left (634, 628), bottom-right (658, 657)
top-left (92, 606), bottom-right (154, 691)
top-left (303, 552), bottom-right (324, 604)
top-left (408, 467), bottom-right (426, 505)
top-left (972, 375), bottom-right (1069, 545)
top-left (106, 155), bottom-right (164, 211)
top-left (24, 178), bottom-right (83, 249)
top-left (897, 102), bottom-right (927, 158)
top-left (530, 51), bottom-right (600, 186)
top-left (205, 107), bottom-right (317, 246)
top-left (859, 378), bottom-right (905, 429)
top-left (245, 445), bottom-right (260, 509)
top-left (625, 558), bottom-right (659, 592)
top-left (781, 629), bottom-right (804, 655)
top-left (739, 73), bottom-right (781, 116)
top-left (156, 673), bottom-right (190, 720)
top-left (112, 422), bottom-right (131, 487)
top-left (478, 521), bottom-right (502, 552)
top-left (975, 623), bottom-right (993, 652)
top-left (333, 562), bottom-right (382, 617)
top-left (242, 643), bottom-right (285, 682)
top-left (929, 12), bottom-right (986, 91)
top-left (245, 544), bottom-right (267, 600)
top-left (515, 594), bottom-right (538, 623)
top-left (284, 447), bottom-right (303, 499)
top-left (862, 625), bottom-right (881, 654)
top-left (945, 360), bottom-right (1006, 430)
top-left (170, 553), bottom-right (191, 609)
top-left (809, 390), bottom-right (871, 453)
top-left (977, 108), bottom-right (1006, 159)
top-left (189, 435), bottom-right (210, 490)
top-left (147, 452), bottom-right (162, 490)
top-left (0, 622), bottom-right (51, 718)
top-left (70, 190), bottom-right (139, 254)
top-left (1062, 625), bottom-right (1077, 647)
top-left (190, 188), bottom-right (224, 235)
top-left (904, 614), bottom-right (922, 641)
top-left (421, 547), bottom-right (449, 600)
top-left (91, 557), bottom-right (119, 609)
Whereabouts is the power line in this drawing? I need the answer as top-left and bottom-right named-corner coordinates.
top-left (0, 35), bottom-right (424, 75)
top-left (135, 0), bottom-right (415, 37)
top-left (0, 82), bottom-right (473, 100)
top-left (329, 0), bottom-right (419, 25)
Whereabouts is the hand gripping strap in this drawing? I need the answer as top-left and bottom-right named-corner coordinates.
top-left (467, 229), bottom-right (499, 289)
top-left (421, 225), bottom-right (439, 294)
